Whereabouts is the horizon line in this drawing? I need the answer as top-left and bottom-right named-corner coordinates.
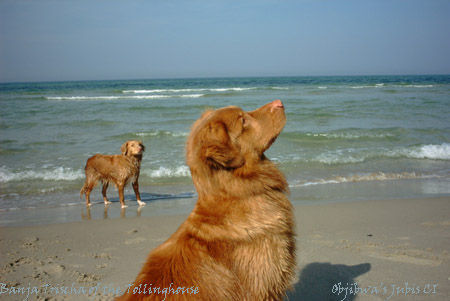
top-left (1, 73), bottom-right (449, 85)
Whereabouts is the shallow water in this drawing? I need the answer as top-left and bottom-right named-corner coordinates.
top-left (1, 75), bottom-right (449, 226)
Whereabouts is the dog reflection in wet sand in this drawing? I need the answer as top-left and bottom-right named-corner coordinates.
top-left (80, 140), bottom-right (145, 208)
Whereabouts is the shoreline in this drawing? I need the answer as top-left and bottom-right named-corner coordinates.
top-left (1, 176), bottom-right (449, 228)
top-left (1, 196), bottom-right (449, 300)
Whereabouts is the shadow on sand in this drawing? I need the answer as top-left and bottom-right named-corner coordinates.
top-left (286, 262), bottom-right (371, 301)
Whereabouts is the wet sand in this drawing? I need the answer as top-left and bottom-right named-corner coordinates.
top-left (1, 197), bottom-right (449, 300)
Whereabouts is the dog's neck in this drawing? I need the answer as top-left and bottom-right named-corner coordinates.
top-left (188, 158), bottom-right (292, 242)
top-left (126, 153), bottom-right (143, 166)
top-left (192, 158), bottom-right (288, 201)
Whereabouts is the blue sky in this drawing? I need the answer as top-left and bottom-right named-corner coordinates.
top-left (1, 0), bottom-right (449, 82)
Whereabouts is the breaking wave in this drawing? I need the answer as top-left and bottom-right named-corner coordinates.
top-left (135, 130), bottom-right (188, 138)
top-left (291, 172), bottom-right (441, 188)
top-left (123, 87), bottom-right (256, 94)
top-left (46, 94), bottom-right (204, 100)
top-left (278, 143), bottom-right (450, 165)
top-left (313, 143), bottom-right (450, 165)
top-left (401, 143), bottom-right (450, 160)
top-left (0, 166), bottom-right (84, 183)
top-left (145, 166), bottom-right (191, 178)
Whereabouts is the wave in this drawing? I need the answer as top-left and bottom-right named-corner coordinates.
top-left (0, 164), bottom-right (190, 183)
top-left (302, 130), bottom-right (396, 140)
top-left (312, 151), bottom-right (366, 164)
top-left (46, 94), bottom-right (204, 100)
top-left (290, 172), bottom-right (441, 188)
top-left (268, 87), bottom-right (290, 90)
top-left (0, 166), bottom-right (84, 183)
top-left (313, 144), bottom-right (450, 164)
top-left (122, 87), bottom-right (256, 94)
top-left (350, 83), bottom-right (384, 89)
top-left (402, 84), bottom-right (434, 88)
top-left (0, 164), bottom-right (192, 184)
top-left (277, 143), bottom-right (450, 165)
top-left (282, 129), bottom-right (401, 145)
top-left (145, 166), bottom-right (191, 178)
top-left (135, 130), bottom-right (188, 138)
top-left (349, 83), bottom-right (434, 89)
top-left (397, 143), bottom-right (450, 160)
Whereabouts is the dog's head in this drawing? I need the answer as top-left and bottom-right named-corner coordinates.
top-left (187, 100), bottom-right (286, 171)
top-left (121, 140), bottom-right (145, 156)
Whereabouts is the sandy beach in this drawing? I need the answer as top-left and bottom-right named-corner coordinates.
top-left (0, 196), bottom-right (448, 300)
top-left (2, 0), bottom-right (449, 298)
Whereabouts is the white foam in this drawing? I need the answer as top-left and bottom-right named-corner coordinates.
top-left (46, 94), bottom-right (204, 101)
top-left (405, 143), bottom-right (450, 160)
top-left (180, 94), bottom-right (204, 98)
top-left (302, 143), bottom-right (450, 165)
top-left (135, 130), bottom-right (188, 137)
top-left (305, 131), bottom-right (394, 140)
top-left (123, 89), bottom-right (171, 93)
top-left (122, 87), bottom-right (256, 94)
top-left (291, 172), bottom-right (440, 188)
top-left (314, 152), bottom-right (365, 164)
top-left (47, 96), bottom-right (123, 100)
top-left (147, 166), bottom-right (191, 178)
top-left (350, 83), bottom-right (434, 89)
top-left (351, 85), bottom-right (375, 89)
top-left (0, 166), bottom-right (83, 183)
top-left (349, 83), bottom-right (385, 89)
top-left (403, 84), bottom-right (434, 88)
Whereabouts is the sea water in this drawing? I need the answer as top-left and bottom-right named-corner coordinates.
top-left (1, 75), bottom-right (449, 225)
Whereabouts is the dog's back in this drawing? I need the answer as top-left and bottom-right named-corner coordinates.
top-left (85, 154), bottom-right (137, 183)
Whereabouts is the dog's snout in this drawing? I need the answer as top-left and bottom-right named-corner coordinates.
top-left (272, 99), bottom-right (284, 109)
top-left (269, 99), bottom-right (284, 112)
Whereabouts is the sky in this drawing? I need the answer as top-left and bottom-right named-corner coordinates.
top-left (0, 0), bottom-right (449, 83)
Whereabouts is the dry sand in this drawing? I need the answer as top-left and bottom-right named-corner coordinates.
top-left (1, 197), bottom-right (449, 300)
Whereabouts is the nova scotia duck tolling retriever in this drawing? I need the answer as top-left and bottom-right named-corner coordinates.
top-left (80, 140), bottom-right (145, 208)
top-left (118, 100), bottom-right (295, 300)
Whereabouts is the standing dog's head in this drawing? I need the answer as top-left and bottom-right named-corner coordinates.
top-left (186, 100), bottom-right (286, 172)
top-left (121, 140), bottom-right (145, 157)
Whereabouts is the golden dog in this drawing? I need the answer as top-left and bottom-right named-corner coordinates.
top-left (119, 100), bottom-right (295, 300)
top-left (80, 140), bottom-right (145, 208)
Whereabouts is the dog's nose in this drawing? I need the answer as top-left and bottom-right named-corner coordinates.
top-left (271, 99), bottom-right (284, 109)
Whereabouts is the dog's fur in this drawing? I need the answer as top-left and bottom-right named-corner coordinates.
top-left (118, 100), bottom-right (295, 300)
top-left (80, 140), bottom-right (145, 208)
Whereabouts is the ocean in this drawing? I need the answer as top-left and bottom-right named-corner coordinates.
top-left (1, 75), bottom-right (449, 226)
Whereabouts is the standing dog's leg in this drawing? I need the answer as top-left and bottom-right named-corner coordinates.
top-left (102, 182), bottom-right (111, 205)
top-left (132, 180), bottom-right (145, 206)
top-left (84, 182), bottom-right (94, 207)
top-left (118, 183), bottom-right (127, 208)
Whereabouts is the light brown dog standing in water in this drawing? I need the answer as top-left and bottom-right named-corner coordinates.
top-left (118, 100), bottom-right (295, 300)
top-left (80, 140), bottom-right (145, 208)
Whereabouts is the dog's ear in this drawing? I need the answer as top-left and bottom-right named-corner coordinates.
top-left (139, 141), bottom-right (146, 152)
top-left (201, 121), bottom-right (245, 169)
top-left (121, 141), bottom-right (129, 156)
top-left (200, 109), bottom-right (214, 119)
